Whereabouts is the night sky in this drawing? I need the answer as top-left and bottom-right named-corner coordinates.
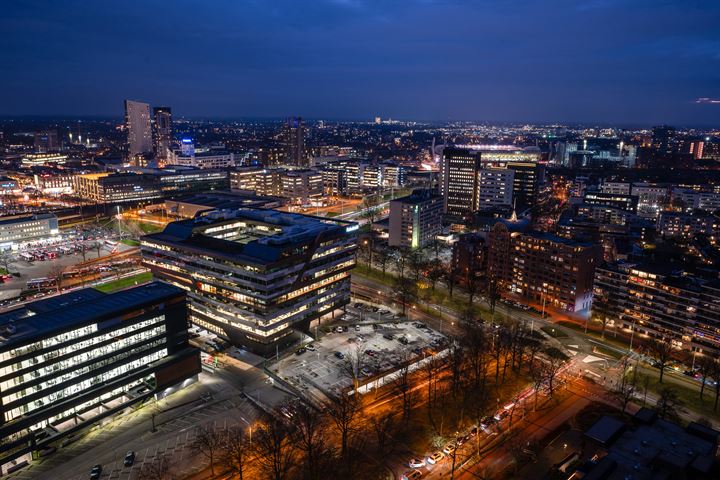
top-left (1, 0), bottom-right (719, 125)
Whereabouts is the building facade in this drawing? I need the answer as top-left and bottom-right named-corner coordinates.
top-left (0, 283), bottom-right (200, 473)
top-left (388, 189), bottom-right (443, 248)
top-left (281, 169), bottom-right (323, 207)
top-left (141, 209), bottom-right (357, 354)
top-left (477, 168), bottom-right (514, 209)
top-left (73, 173), bottom-right (162, 204)
top-left (152, 106), bottom-right (173, 161)
top-left (284, 117), bottom-right (306, 167)
top-left (440, 147), bottom-right (482, 222)
top-left (124, 100), bottom-right (153, 157)
top-left (488, 221), bottom-right (601, 313)
top-left (593, 262), bottom-right (720, 355)
top-left (0, 214), bottom-right (59, 251)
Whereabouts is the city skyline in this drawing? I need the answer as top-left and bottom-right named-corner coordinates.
top-left (0, 1), bottom-right (718, 125)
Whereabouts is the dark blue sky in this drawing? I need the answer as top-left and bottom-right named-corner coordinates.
top-left (1, 0), bottom-right (719, 125)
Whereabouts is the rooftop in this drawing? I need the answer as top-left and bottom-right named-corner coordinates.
top-left (144, 208), bottom-right (357, 263)
top-left (0, 282), bottom-right (182, 350)
top-left (0, 213), bottom-right (57, 226)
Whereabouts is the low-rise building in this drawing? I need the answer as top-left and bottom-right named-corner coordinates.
top-left (0, 214), bottom-right (59, 251)
top-left (0, 283), bottom-right (200, 474)
top-left (73, 172), bottom-right (162, 204)
top-left (658, 211), bottom-right (718, 239)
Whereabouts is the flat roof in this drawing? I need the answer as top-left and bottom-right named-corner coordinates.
top-left (0, 213), bottom-right (57, 226)
top-left (0, 282), bottom-right (182, 349)
top-left (144, 208), bottom-right (357, 264)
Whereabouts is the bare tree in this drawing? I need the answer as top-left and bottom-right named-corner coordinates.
top-left (396, 350), bottom-right (417, 425)
top-left (138, 453), bottom-right (171, 480)
top-left (443, 263), bottom-right (460, 298)
top-left (612, 357), bottom-right (638, 412)
top-left (48, 264), bottom-right (64, 293)
top-left (695, 355), bottom-right (714, 401)
top-left (342, 343), bottom-right (365, 395)
top-left (370, 411), bottom-right (397, 461)
top-left (253, 415), bottom-right (296, 480)
top-left (394, 276), bottom-right (417, 316)
top-left (542, 347), bottom-right (568, 397)
top-left (646, 337), bottom-right (674, 383)
top-left (193, 424), bottom-right (223, 476)
top-left (375, 244), bottom-right (391, 276)
top-left (325, 393), bottom-right (359, 467)
top-left (220, 426), bottom-right (250, 480)
top-left (293, 402), bottom-right (333, 480)
top-left (655, 386), bottom-right (684, 421)
top-left (448, 341), bottom-right (466, 397)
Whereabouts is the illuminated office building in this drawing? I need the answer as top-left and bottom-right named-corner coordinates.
top-left (124, 100), bottom-right (153, 157)
top-left (152, 106), bottom-right (173, 161)
top-left (388, 189), bottom-right (443, 249)
top-left (284, 117), bottom-right (306, 167)
top-left (440, 147), bottom-right (482, 222)
top-left (141, 209), bottom-right (357, 354)
top-left (0, 214), bottom-right (59, 251)
top-left (0, 283), bottom-right (199, 474)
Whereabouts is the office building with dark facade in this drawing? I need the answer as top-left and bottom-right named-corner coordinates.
top-left (488, 220), bottom-right (601, 313)
top-left (141, 209), bottom-right (357, 354)
top-left (440, 147), bottom-right (545, 222)
top-left (593, 262), bottom-right (720, 355)
top-left (440, 147), bottom-right (482, 222)
top-left (0, 283), bottom-right (199, 474)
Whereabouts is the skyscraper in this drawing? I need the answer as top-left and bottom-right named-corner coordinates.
top-left (152, 106), bottom-right (173, 160)
top-left (651, 125), bottom-right (676, 154)
top-left (439, 147), bottom-right (482, 222)
top-left (284, 116), bottom-right (306, 166)
top-left (124, 99), bottom-right (153, 157)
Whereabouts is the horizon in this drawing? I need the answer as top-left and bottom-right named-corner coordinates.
top-left (1, 1), bottom-right (719, 125)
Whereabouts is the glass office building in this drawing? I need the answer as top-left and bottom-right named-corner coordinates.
top-left (141, 208), bottom-right (358, 355)
top-left (0, 282), bottom-right (200, 474)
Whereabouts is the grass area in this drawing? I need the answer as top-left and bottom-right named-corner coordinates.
top-left (540, 325), bottom-right (568, 339)
top-left (0, 267), bottom-right (8, 275)
top-left (635, 366), bottom-right (720, 421)
top-left (128, 220), bottom-right (164, 234)
top-left (558, 320), bottom-right (632, 351)
top-left (95, 271), bottom-right (153, 293)
top-left (353, 263), bottom-right (493, 321)
top-left (121, 238), bottom-right (141, 246)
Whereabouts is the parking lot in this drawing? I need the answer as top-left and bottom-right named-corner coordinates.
top-left (0, 225), bottom-right (135, 302)
top-left (272, 309), bottom-right (448, 398)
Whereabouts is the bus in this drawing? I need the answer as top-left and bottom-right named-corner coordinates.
top-left (19, 252), bottom-right (34, 262)
top-left (26, 277), bottom-right (56, 290)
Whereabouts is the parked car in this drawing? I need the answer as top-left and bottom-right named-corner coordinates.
top-left (427, 451), bottom-right (444, 464)
top-left (402, 469), bottom-right (423, 480)
top-left (124, 451), bottom-right (135, 467)
top-left (90, 464), bottom-right (102, 480)
top-left (442, 443), bottom-right (456, 455)
top-left (334, 351), bottom-right (345, 359)
top-left (408, 458), bottom-right (426, 468)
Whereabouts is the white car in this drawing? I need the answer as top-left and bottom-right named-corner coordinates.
top-left (408, 458), bottom-right (425, 468)
top-left (442, 443), bottom-right (456, 455)
top-left (427, 451), bottom-right (444, 464)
